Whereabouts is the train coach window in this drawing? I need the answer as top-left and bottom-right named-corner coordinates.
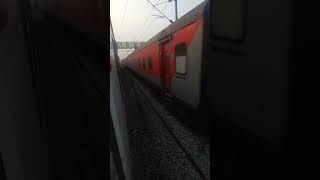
top-left (143, 59), bottom-right (146, 70)
top-left (211, 0), bottom-right (244, 40)
top-left (175, 43), bottom-right (187, 75)
top-left (148, 57), bottom-right (152, 70)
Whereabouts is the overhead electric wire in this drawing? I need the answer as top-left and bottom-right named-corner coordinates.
top-left (146, 0), bottom-right (173, 23)
top-left (142, 0), bottom-right (162, 27)
top-left (121, 0), bottom-right (130, 25)
top-left (154, 0), bottom-right (170, 6)
top-left (140, 4), bottom-right (168, 41)
top-left (137, 2), bottom-right (170, 41)
top-left (133, 0), bottom-right (161, 42)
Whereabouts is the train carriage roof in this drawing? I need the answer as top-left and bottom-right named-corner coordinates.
top-left (128, 1), bottom-right (207, 57)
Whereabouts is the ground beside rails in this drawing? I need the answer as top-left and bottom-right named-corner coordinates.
top-left (120, 68), bottom-right (210, 180)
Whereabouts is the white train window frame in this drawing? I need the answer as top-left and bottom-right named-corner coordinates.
top-left (175, 43), bottom-right (187, 77)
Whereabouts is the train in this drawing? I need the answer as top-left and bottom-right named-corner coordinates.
top-left (123, 0), bottom-right (300, 149)
top-left (123, 2), bottom-right (206, 109)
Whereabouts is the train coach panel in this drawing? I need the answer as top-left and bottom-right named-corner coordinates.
top-left (128, 43), bottom-right (161, 88)
top-left (170, 19), bottom-right (203, 108)
top-left (203, 0), bottom-right (293, 145)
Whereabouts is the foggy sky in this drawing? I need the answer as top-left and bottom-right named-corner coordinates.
top-left (111, 0), bottom-right (205, 42)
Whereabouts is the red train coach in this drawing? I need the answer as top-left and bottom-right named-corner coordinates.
top-left (123, 2), bottom-right (206, 109)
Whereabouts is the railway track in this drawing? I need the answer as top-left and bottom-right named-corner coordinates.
top-left (127, 72), bottom-right (209, 180)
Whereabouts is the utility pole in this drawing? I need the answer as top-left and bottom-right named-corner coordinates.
top-left (174, 0), bottom-right (178, 21)
top-left (168, 0), bottom-right (178, 21)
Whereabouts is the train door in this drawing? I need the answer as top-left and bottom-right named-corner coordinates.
top-left (160, 39), bottom-right (171, 92)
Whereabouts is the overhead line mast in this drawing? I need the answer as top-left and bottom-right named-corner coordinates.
top-left (174, 0), bottom-right (178, 20)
